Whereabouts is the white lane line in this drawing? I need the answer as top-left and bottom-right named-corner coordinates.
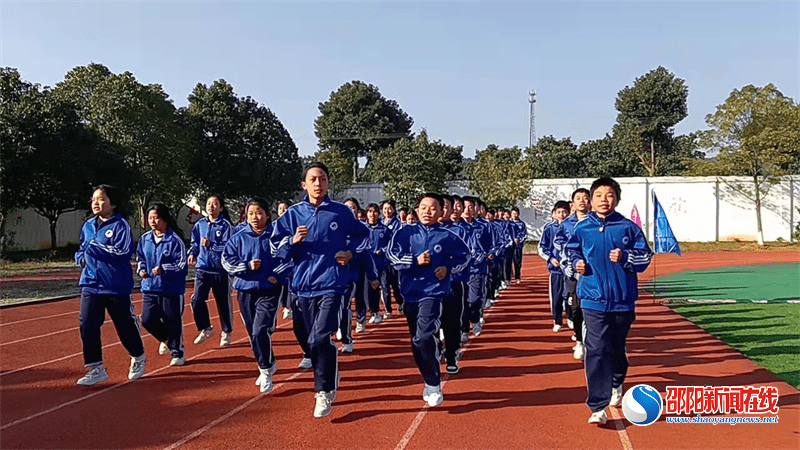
top-left (608, 407), bottom-right (635, 450)
top-left (0, 296), bottom-right (145, 327)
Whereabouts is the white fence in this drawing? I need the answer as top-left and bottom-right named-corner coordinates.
top-left (3, 176), bottom-right (798, 251)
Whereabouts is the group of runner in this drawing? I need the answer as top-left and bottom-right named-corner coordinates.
top-left (75, 162), bottom-right (651, 423)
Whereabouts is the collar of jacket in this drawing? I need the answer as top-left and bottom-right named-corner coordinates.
top-left (301, 194), bottom-right (332, 210)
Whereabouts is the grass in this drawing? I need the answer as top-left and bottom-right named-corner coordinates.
top-left (669, 303), bottom-right (800, 389)
top-left (0, 260), bottom-right (76, 277)
top-left (0, 280), bottom-right (79, 306)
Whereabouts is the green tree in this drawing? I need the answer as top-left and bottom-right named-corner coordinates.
top-left (525, 136), bottom-right (585, 178)
top-left (53, 64), bottom-right (192, 228)
top-left (315, 81), bottom-right (413, 183)
top-left (311, 146), bottom-right (355, 195)
top-left (580, 134), bottom-right (645, 178)
top-left (184, 79), bottom-right (302, 208)
top-left (1, 68), bottom-right (125, 250)
top-left (688, 84), bottom-right (800, 245)
top-left (613, 66), bottom-right (689, 176)
top-left (368, 130), bottom-right (462, 207)
top-left (468, 144), bottom-right (529, 207)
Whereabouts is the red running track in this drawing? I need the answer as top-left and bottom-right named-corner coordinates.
top-left (0, 252), bottom-right (798, 450)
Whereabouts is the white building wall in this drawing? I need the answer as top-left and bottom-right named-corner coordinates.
top-left (4, 176), bottom-right (798, 251)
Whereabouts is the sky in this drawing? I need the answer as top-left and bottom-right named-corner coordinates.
top-left (2, 1), bottom-right (798, 159)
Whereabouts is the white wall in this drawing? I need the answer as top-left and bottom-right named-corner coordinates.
top-left (4, 175), bottom-right (798, 251)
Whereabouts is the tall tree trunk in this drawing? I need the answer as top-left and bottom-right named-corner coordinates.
top-left (352, 158), bottom-right (359, 184)
top-left (48, 215), bottom-right (59, 251)
top-left (754, 174), bottom-right (765, 245)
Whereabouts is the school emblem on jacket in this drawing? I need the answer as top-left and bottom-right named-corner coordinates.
top-left (433, 244), bottom-right (442, 253)
top-left (330, 221), bottom-right (338, 231)
top-left (216, 230), bottom-right (222, 237)
top-left (622, 236), bottom-right (630, 245)
top-left (105, 229), bottom-right (114, 238)
top-left (380, 232), bottom-right (385, 238)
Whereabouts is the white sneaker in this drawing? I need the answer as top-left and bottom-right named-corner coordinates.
top-left (282, 307), bottom-right (293, 320)
top-left (373, 314), bottom-right (383, 324)
top-left (422, 383), bottom-right (443, 407)
top-left (158, 341), bottom-right (169, 355)
top-left (567, 319), bottom-right (574, 330)
top-left (472, 322), bottom-right (483, 336)
top-left (355, 321), bottom-right (366, 333)
top-left (588, 410), bottom-right (607, 424)
top-left (220, 331), bottom-right (231, 347)
top-left (77, 365), bottom-right (108, 386)
top-left (298, 357), bottom-right (312, 369)
top-left (455, 350), bottom-right (462, 361)
top-left (335, 329), bottom-right (342, 341)
top-left (572, 334), bottom-right (578, 341)
top-left (341, 343), bottom-right (353, 353)
top-left (128, 354), bottom-right (147, 380)
top-left (269, 361), bottom-right (278, 375)
top-left (460, 331), bottom-right (469, 343)
top-left (194, 327), bottom-right (214, 344)
top-left (256, 372), bottom-right (273, 393)
top-left (383, 312), bottom-right (393, 320)
top-left (516, 279), bottom-right (521, 284)
top-left (573, 343), bottom-right (585, 360)
top-left (170, 356), bottom-right (185, 366)
top-left (610, 386), bottom-right (623, 407)
top-left (553, 324), bottom-right (562, 332)
top-left (314, 391), bottom-right (335, 417)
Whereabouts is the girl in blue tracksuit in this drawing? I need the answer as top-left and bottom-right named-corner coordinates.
top-left (74, 185), bottom-right (146, 386)
top-left (510, 207), bottom-right (527, 283)
top-left (387, 193), bottom-right (470, 408)
top-left (270, 162), bottom-right (370, 418)
top-left (565, 178), bottom-right (652, 425)
top-left (188, 195), bottom-right (234, 347)
top-left (136, 204), bottom-right (188, 366)
top-left (380, 200), bottom-right (404, 317)
top-left (222, 198), bottom-right (290, 394)
top-left (539, 201), bottom-right (571, 331)
top-left (364, 203), bottom-right (391, 326)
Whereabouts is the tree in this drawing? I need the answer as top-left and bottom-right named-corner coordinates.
top-left (580, 134), bottom-right (645, 178)
top-left (311, 146), bottom-right (356, 195)
top-left (525, 136), bottom-right (585, 179)
top-left (1, 68), bottom-right (125, 250)
top-left (467, 144), bottom-right (529, 207)
top-left (688, 84), bottom-right (800, 245)
top-left (368, 130), bottom-right (462, 208)
top-left (184, 79), bottom-right (302, 208)
top-left (315, 81), bottom-right (413, 183)
top-left (613, 66), bottom-right (689, 177)
top-left (53, 64), bottom-right (192, 229)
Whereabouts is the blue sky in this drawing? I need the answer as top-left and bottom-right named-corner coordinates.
top-left (2, 1), bottom-right (798, 158)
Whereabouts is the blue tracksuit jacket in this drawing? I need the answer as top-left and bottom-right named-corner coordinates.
top-left (188, 216), bottom-right (233, 274)
top-left (270, 195), bottom-right (370, 297)
top-left (223, 222), bottom-right (291, 291)
top-left (538, 221), bottom-right (562, 274)
top-left (75, 213), bottom-right (134, 295)
top-left (510, 219), bottom-right (528, 244)
top-left (366, 221), bottom-right (392, 273)
top-left (136, 228), bottom-right (188, 295)
top-left (386, 222), bottom-right (470, 300)
top-left (565, 211), bottom-right (653, 312)
top-left (442, 220), bottom-right (475, 283)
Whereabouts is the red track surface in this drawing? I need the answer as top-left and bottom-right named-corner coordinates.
top-left (1, 252), bottom-right (798, 450)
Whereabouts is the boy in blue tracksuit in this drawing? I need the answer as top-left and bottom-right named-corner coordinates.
top-left (509, 207), bottom-right (527, 284)
top-left (270, 162), bottom-right (370, 418)
top-left (187, 195), bottom-right (235, 347)
top-left (555, 188), bottom-right (592, 360)
top-left (380, 200), bottom-right (404, 318)
top-left (461, 197), bottom-right (494, 336)
top-left (74, 185), bottom-right (146, 386)
top-left (538, 201), bottom-right (570, 332)
top-left (387, 193), bottom-right (470, 408)
top-left (137, 204), bottom-right (188, 367)
top-left (566, 177), bottom-right (652, 425)
top-left (223, 198), bottom-right (291, 394)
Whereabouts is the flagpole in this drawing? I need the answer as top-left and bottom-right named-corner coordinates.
top-left (652, 190), bottom-right (657, 304)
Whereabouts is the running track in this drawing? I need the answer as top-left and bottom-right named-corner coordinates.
top-left (1, 252), bottom-right (798, 450)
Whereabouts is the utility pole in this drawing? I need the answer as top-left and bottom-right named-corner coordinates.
top-left (528, 90), bottom-right (537, 148)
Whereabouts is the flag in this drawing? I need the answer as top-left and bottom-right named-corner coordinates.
top-left (653, 191), bottom-right (681, 256)
top-left (630, 204), bottom-right (642, 228)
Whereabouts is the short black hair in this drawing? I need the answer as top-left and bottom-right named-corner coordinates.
top-left (245, 196), bottom-right (273, 225)
top-left (146, 203), bottom-right (184, 240)
top-left (451, 194), bottom-right (462, 202)
top-left (380, 199), bottom-right (396, 210)
top-left (398, 206), bottom-right (409, 214)
top-left (367, 203), bottom-right (380, 212)
top-left (441, 193), bottom-right (453, 205)
top-left (419, 192), bottom-right (444, 209)
top-left (590, 177), bottom-right (622, 200)
top-left (303, 161), bottom-right (330, 180)
top-left (571, 188), bottom-right (590, 201)
top-left (511, 206), bottom-right (520, 213)
top-left (343, 197), bottom-right (361, 211)
top-left (553, 200), bottom-right (571, 212)
top-left (487, 208), bottom-right (496, 215)
top-left (92, 184), bottom-right (127, 216)
top-left (462, 196), bottom-right (477, 205)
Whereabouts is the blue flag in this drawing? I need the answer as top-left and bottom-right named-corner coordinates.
top-left (653, 191), bottom-right (681, 256)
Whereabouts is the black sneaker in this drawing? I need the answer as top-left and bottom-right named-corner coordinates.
top-left (446, 363), bottom-right (459, 374)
